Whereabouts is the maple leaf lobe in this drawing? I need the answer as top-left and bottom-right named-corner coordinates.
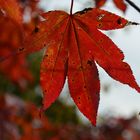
top-left (95, 0), bottom-right (127, 12)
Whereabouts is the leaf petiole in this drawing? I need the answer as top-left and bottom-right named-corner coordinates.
top-left (70, 0), bottom-right (74, 15)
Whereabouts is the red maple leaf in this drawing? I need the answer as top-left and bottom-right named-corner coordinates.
top-left (95, 0), bottom-right (127, 12)
top-left (17, 1), bottom-right (140, 125)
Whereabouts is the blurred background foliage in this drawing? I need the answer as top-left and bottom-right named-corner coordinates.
top-left (0, 0), bottom-right (140, 140)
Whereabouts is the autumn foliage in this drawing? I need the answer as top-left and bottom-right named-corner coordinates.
top-left (1, 94), bottom-right (140, 140)
top-left (0, 0), bottom-right (140, 136)
top-left (95, 0), bottom-right (127, 12)
top-left (0, 0), bottom-right (40, 88)
top-left (0, 15), bottom-right (33, 88)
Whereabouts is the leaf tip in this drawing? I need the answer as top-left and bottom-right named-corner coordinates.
top-left (91, 119), bottom-right (97, 126)
top-left (88, 114), bottom-right (98, 126)
top-left (135, 86), bottom-right (140, 93)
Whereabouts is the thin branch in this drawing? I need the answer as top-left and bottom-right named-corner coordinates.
top-left (125, 0), bottom-right (140, 13)
top-left (70, 0), bottom-right (74, 15)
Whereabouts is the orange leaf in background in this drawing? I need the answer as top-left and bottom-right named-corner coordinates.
top-left (0, 94), bottom-right (51, 140)
top-left (1, 94), bottom-right (140, 140)
top-left (0, 0), bottom-right (42, 88)
top-left (95, 0), bottom-right (107, 8)
top-left (0, 14), bottom-right (33, 89)
top-left (21, 8), bottom-right (140, 125)
top-left (95, 0), bottom-right (127, 12)
top-left (0, 0), bottom-right (22, 24)
top-left (113, 0), bottom-right (127, 12)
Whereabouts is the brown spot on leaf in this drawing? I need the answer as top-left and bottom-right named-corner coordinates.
top-left (34, 27), bottom-right (39, 33)
top-left (98, 39), bottom-right (103, 43)
top-left (45, 54), bottom-right (48, 57)
top-left (117, 18), bottom-right (122, 25)
top-left (19, 47), bottom-right (24, 51)
top-left (87, 96), bottom-right (90, 100)
top-left (84, 85), bottom-right (87, 89)
top-left (79, 66), bottom-right (83, 70)
top-left (98, 23), bottom-right (102, 28)
top-left (72, 79), bottom-right (74, 82)
top-left (87, 60), bottom-right (92, 66)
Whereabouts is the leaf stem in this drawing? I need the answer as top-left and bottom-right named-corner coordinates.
top-left (70, 0), bottom-right (74, 15)
top-left (125, 0), bottom-right (140, 13)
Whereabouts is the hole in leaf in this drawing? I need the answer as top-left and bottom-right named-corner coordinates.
top-left (97, 14), bottom-right (105, 21)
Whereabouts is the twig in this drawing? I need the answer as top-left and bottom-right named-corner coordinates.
top-left (125, 0), bottom-right (140, 13)
top-left (70, 0), bottom-right (74, 15)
